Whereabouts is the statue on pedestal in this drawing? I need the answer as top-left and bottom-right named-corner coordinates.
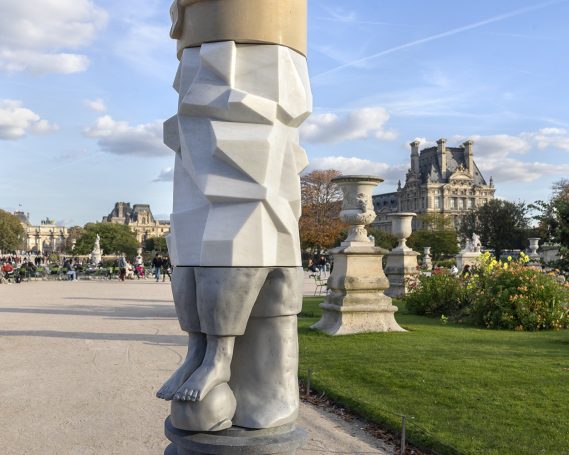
top-left (158, 1), bottom-right (311, 453)
top-left (90, 234), bottom-right (102, 266)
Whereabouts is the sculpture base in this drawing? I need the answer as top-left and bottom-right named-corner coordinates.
top-left (164, 417), bottom-right (306, 454)
top-left (455, 251), bottom-right (481, 272)
top-left (385, 249), bottom-right (419, 298)
top-left (311, 246), bottom-right (405, 335)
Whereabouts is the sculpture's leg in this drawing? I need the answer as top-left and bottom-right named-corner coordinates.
top-left (156, 332), bottom-right (205, 400)
top-left (157, 267), bottom-right (206, 400)
top-left (174, 335), bottom-right (235, 402)
top-left (172, 267), bottom-right (270, 403)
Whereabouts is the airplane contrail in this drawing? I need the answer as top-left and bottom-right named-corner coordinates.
top-left (312, 0), bottom-right (567, 81)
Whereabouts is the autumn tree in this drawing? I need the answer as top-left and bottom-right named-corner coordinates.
top-left (64, 226), bottom-right (84, 253)
top-left (299, 169), bottom-right (344, 253)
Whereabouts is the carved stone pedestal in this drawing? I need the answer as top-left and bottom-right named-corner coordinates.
top-left (455, 251), bottom-right (481, 272)
top-left (311, 245), bottom-right (405, 335)
top-left (165, 418), bottom-right (306, 455)
top-left (384, 249), bottom-right (419, 298)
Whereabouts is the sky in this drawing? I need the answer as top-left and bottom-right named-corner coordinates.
top-left (1, 0), bottom-right (568, 226)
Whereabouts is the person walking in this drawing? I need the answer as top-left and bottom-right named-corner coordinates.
top-left (152, 254), bottom-right (163, 282)
top-left (118, 254), bottom-right (128, 282)
top-left (162, 256), bottom-right (172, 282)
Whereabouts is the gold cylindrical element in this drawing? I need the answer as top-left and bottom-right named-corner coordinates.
top-left (172, 0), bottom-right (307, 58)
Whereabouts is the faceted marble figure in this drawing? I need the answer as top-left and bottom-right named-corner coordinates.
top-left (157, 0), bottom-right (312, 434)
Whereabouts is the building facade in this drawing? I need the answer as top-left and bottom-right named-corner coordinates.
top-left (103, 202), bottom-right (170, 243)
top-left (373, 139), bottom-right (495, 231)
top-left (14, 212), bottom-right (68, 253)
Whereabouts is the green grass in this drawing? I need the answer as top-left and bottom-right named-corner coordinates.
top-left (299, 297), bottom-right (569, 455)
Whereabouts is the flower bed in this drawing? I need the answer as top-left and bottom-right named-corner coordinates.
top-left (405, 252), bottom-right (569, 330)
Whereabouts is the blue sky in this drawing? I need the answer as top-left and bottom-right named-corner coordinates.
top-left (1, 0), bottom-right (568, 226)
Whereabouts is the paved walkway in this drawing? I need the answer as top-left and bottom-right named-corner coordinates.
top-left (0, 280), bottom-right (392, 454)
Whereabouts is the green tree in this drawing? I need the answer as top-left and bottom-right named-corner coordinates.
top-left (531, 179), bottom-right (569, 248)
top-left (74, 222), bottom-right (139, 257)
top-left (459, 199), bottom-right (530, 258)
top-left (408, 229), bottom-right (459, 260)
top-left (0, 209), bottom-right (25, 253)
top-left (367, 227), bottom-right (398, 250)
top-left (144, 236), bottom-right (168, 254)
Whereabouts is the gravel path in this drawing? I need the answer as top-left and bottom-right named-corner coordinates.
top-left (0, 279), bottom-right (393, 454)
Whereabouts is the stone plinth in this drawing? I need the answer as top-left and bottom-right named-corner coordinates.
top-left (384, 249), bottom-right (419, 298)
top-left (165, 418), bottom-right (306, 455)
top-left (455, 251), bottom-right (481, 271)
top-left (311, 244), bottom-right (405, 335)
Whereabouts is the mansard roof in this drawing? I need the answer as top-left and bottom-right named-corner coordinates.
top-left (418, 146), bottom-right (487, 185)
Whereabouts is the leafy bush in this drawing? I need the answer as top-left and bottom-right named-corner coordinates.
top-left (405, 270), bottom-right (469, 317)
top-left (404, 252), bottom-right (569, 331)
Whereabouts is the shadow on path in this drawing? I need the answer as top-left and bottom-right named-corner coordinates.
top-left (0, 329), bottom-right (186, 346)
top-left (0, 304), bottom-right (177, 320)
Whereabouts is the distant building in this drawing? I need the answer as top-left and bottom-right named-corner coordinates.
top-left (373, 139), bottom-right (495, 231)
top-left (103, 202), bottom-right (170, 243)
top-left (14, 212), bottom-right (68, 253)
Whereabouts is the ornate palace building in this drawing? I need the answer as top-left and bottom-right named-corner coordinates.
top-left (103, 202), bottom-right (170, 243)
top-left (14, 212), bottom-right (68, 253)
top-left (372, 139), bottom-right (495, 231)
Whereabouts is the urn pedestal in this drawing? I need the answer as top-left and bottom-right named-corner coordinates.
top-left (528, 237), bottom-right (541, 261)
top-left (384, 213), bottom-right (419, 298)
top-left (311, 175), bottom-right (405, 335)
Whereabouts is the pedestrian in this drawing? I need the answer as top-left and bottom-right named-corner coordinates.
top-left (118, 254), bottom-right (128, 281)
top-left (152, 254), bottom-right (163, 282)
top-left (162, 256), bottom-right (172, 282)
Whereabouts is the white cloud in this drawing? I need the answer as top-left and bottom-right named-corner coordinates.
top-left (85, 98), bottom-right (107, 112)
top-left (526, 127), bottom-right (569, 152)
top-left (300, 107), bottom-right (397, 144)
top-left (306, 156), bottom-right (406, 185)
top-left (451, 134), bottom-right (530, 158)
top-left (477, 158), bottom-right (569, 183)
top-left (0, 99), bottom-right (58, 140)
top-left (84, 115), bottom-right (169, 157)
top-left (0, 0), bottom-right (107, 74)
top-left (154, 167), bottom-right (174, 182)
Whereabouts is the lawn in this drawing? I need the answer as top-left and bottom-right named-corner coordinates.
top-left (298, 297), bottom-right (569, 455)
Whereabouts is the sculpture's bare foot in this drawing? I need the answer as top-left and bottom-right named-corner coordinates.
top-left (174, 335), bottom-right (235, 402)
top-left (157, 333), bottom-right (206, 401)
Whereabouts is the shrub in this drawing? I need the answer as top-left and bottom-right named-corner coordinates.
top-left (404, 252), bottom-right (569, 331)
top-left (405, 270), bottom-right (469, 317)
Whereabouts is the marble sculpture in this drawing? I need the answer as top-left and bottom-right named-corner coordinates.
top-left (157, 0), bottom-right (312, 440)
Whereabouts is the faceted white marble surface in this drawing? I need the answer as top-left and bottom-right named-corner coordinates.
top-left (165, 42), bottom-right (312, 267)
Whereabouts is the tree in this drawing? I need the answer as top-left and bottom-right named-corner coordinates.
top-left (64, 226), bottom-right (84, 253)
top-left (74, 222), bottom-right (139, 257)
top-left (531, 179), bottom-right (569, 250)
top-left (0, 210), bottom-right (25, 253)
top-left (144, 236), bottom-right (168, 254)
top-left (459, 199), bottom-right (530, 258)
top-left (416, 212), bottom-right (455, 231)
top-left (299, 169), bottom-right (344, 253)
top-left (408, 230), bottom-right (459, 260)
top-left (367, 227), bottom-right (398, 250)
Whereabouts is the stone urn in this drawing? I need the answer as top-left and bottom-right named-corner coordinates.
top-left (332, 175), bottom-right (383, 246)
top-left (311, 175), bottom-right (405, 335)
top-left (388, 212), bottom-right (416, 251)
top-left (528, 237), bottom-right (540, 260)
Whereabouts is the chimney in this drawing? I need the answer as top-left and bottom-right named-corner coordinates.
top-left (463, 140), bottom-right (474, 175)
top-left (437, 138), bottom-right (447, 178)
top-left (410, 140), bottom-right (420, 173)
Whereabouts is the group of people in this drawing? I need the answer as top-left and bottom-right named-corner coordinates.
top-left (307, 256), bottom-right (331, 274)
top-left (116, 253), bottom-right (171, 282)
